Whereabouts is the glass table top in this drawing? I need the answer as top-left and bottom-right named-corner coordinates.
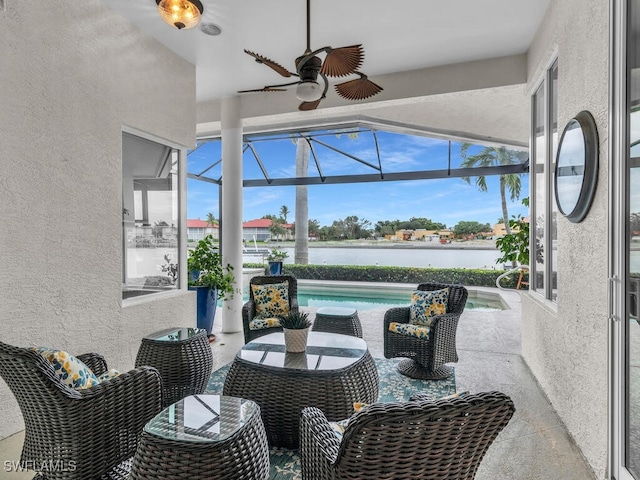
top-left (144, 327), bottom-right (205, 342)
top-left (145, 394), bottom-right (258, 443)
top-left (238, 332), bottom-right (367, 371)
top-left (316, 306), bottom-right (358, 316)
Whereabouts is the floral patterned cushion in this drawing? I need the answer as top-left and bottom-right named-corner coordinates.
top-left (33, 347), bottom-right (99, 390)
top-left (248, 317), bottom-right (282, 331)
top-left (388, 322), bottom-right (430, 338)
top-left (251, 281), bottom-right (290, 318)
top-left (97, 369), bottom-right (122, 383)
top-left (409, 288), bottom-right (449, 326)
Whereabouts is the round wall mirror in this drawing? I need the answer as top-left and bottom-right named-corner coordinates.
top-left (554, 110), bottom-right (599, 223)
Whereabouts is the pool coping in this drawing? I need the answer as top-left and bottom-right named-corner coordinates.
top-left (296, 279), bottom-right (514, 310)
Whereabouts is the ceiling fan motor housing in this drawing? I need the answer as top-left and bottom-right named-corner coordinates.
top-left (296, 54), bottom-right (322, 82)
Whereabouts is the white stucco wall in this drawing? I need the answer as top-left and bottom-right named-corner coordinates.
top-left (0, 0), bottom-right (197, 439)
top-left (524, 1), bottom-right (609, 478)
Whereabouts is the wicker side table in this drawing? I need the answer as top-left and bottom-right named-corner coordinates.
top-left (135, 327), bottom-right (213, 407)
top-left (130, 394), bottom-right (269, 480)
top-left (312, 306), bottom-right (363, 338)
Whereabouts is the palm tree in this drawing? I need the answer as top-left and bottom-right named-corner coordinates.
top-left (280, 205), bottom-right (290, 224)
top-left (205, 212), bottom-right (217, 228)
top-left (294, 138), bottom-right (309, 264)
top-left (460, 144), bottom-right (524, 235)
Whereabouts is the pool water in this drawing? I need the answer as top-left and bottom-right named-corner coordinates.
top-left (230, 286), bottom-right (506, 311)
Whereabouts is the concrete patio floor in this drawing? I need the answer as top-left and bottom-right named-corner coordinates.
top-left (0, 283), bottom-right (596, 479)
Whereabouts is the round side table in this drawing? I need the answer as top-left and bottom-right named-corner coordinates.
top-left (135, 327), bottom-right (213, 407)
top-left (312, 306), bottom-right (363, 338)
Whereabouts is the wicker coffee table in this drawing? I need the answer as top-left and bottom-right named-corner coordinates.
top-left (312, 306), bottom-right (363, 337)
top-left (135, 327), bottom-right (213, 407)
top-left (130, 394), bottom-right (269, 480)
top-left (223, 331), bottom-right (379, 448)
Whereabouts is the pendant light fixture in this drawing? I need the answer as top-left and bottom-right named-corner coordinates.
top-left (156, 0), bottom-right (204, 30)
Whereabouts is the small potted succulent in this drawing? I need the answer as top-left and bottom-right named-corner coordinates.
top-left (280, 311), bottom-right (312, 353)
top-left (266, 248), bottom-right (289, 275)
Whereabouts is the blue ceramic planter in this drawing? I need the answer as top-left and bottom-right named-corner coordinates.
top-left (268, 261), bottom-right (283, 275)
top-left (191, 286), bottom-right (218, 336)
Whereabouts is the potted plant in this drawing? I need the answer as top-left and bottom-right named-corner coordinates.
top-left (495, 198), bottom-right (538, 289)
top-left (188, 235), bottom-right (235, 341)
top-left (280, 311), bottom-right (311, 353)
top-left (266, 248), bottom-right (288, 275)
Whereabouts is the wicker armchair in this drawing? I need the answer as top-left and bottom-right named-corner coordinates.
top-left (0, 341), bottom-right (163, 480)
top-left (384, 282), bottom-right (468, 379)
top-left (242, 275), bottom-right (299, 343)
top-left (300, 391), bottom-right (515, 480)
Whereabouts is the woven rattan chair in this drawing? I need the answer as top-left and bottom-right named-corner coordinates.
top-left (0, 341), bottom-right (163, 480)
top-left (242, 274), bottom-right (299, 343)
top-left (300, 391), bottom-right (515, 480)
top-left (384, 282), bottom-right (468, 379)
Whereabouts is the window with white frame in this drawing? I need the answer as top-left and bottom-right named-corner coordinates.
top-left (122, 132), bottom-right (180, 299)
top-left (531, 59), bottom-right (559, 302)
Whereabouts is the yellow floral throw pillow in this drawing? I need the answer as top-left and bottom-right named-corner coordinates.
top-left (251, 281), bottom-right (290, 319)
top-left (33, 347), bottom-right (99, 390)
top-left (409, 288), bottom-right (449, 326)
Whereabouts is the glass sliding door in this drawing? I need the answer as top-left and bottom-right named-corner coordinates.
top-left (628, 2), bottom-right (640, 474)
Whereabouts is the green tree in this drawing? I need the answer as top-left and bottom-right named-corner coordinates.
top-left (308, 219), bottom-right (320, 238)
top-left (205, 212), bottom-right (218, 228)
top-left (269, 218), bottom-right (287, 242)
top-left (279, 205), bottom-right (290, 224)
top-left (460, 144), bottom-right (525, 235)
top-left (453, 221), bottom-right (491, 237)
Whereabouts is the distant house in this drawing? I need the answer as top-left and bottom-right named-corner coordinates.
top-left (243, 218), bottom-right (293, 242)
top-left (187, 219), bottom-right (219, 242)
top-left (492, 218), bottom-right (527, 237)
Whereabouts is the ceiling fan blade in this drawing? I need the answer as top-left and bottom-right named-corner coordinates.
top-left (298, 98), bottom-right (322, 111)
top-left (237, 87), bottom-right (288, 93)
top-left (335, 73), bottom-right (383, 101)
top-left (238, 80), bottom-right (302, 94)
top-left (243, 49), bottom-right (295, 78)
top-left (320, 45), bottom-right (364, 77)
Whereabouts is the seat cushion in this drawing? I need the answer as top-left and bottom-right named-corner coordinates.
top-left (33, 347), bottom-right (100, 389)
top-left (389, 322), bottom-right (430, 338)
top-left (251, 281), bottom-right (290, 318)
top-left (409, 288), bottom-right (449, 326)
top-left (249, 316), bottom-right (282, 331)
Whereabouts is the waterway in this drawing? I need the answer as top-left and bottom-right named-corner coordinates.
top-left (246, 246), bottom-right (504, 270)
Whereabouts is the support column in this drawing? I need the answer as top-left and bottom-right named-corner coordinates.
top-left (221, 96), bottom-right (243, 333)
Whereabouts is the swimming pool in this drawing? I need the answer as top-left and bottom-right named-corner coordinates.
top-left (234, 282), bottom-right (507, 311)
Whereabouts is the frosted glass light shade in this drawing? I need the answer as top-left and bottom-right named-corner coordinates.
top-left (296, 81), bottom-right (322, 102)
top-left (156, 0), bottom-right (204, 30)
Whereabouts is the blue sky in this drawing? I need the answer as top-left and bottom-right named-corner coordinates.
top-left (187, 131), bottom-right (529, 229)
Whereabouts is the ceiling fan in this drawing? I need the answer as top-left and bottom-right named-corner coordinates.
top-left (238, 0), bottom-right (383, 111)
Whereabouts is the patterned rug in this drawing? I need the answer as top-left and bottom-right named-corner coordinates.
top-left (206, 358), bottom-right (456, 480)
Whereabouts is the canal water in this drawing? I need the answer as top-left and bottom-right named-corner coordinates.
top-left (247, 246), bottom-right (504, 270)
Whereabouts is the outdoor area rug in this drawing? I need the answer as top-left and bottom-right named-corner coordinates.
top-left (206, 358), bottom-right (456, 480)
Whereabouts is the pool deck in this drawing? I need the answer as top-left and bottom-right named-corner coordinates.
top-left (0, 282), bottom-right (596, 480)
top-left (217, 282), bottom-right (596, 479)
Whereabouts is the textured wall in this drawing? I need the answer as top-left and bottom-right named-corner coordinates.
top-left (524, 0), bottom-right (609, 478)
top-left (0, 0), bottom-right (196, 438)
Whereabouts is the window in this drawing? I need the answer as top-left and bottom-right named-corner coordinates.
top-left (531, 59), bottom-right (559, 302)
top-left (122, 132), bottom-right (180, 299)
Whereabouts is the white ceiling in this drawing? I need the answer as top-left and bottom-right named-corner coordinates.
top-left (100, 0), bottom-right (550, 106)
